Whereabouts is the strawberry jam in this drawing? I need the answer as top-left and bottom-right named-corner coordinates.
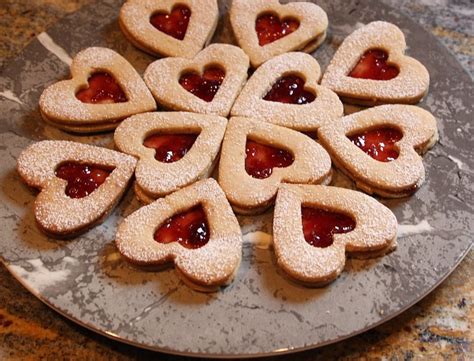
top-left (154, 205), bottom-right (209, 249)
top-left (144, 133), bottom-right (198, 163)
top-left (150, 5), bottom-right (191, 40)
top-left (75, 72), bottom-right (127, 104)
top-left (302, 207), bottom-right (355, 248)
top-left (348, 127), bottom-right (403, 162)
top-left (264, 75), bottom-right (315, 104)
top-left (349, 49), bottom-right (399, 80)
top-left (55, 162), bottom-right (111, 199)
top-left (179, 66), bottom-right (225, 102)
top-left (255, 13), bottom-right (299, 46)
top-left (245, 140), bottom-right (294, 179)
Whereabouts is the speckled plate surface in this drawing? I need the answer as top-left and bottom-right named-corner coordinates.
top-left (0, 0), bottom-right (472, 358)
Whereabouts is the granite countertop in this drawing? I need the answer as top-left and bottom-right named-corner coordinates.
top-left (0, 0), bottom-right (472, 359)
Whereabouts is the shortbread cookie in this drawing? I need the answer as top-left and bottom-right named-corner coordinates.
top-left (274, 184), bottom-right (397, 286)
top-left (115, 178), bottom-right (242, 292)
top-left (230, 0), bottom-right (328, 67)
top-left (39, 47), bottom-right (156, 133)
top-left (218, 117), bottom-right (332, 214)
top-left (318, 104), bottom-right (438, 198)
top-left (231, 52), bottom-right (343, 131)
top-left (119, 0), bottom-right (218, 58)
top-left (114, 111), bottom-right (227, 202)
top-left (321, 21), bottom-right (430, 106)
top-left (17, 140), bottom-right (136, 237)
top-left (144, 44), bottom-right (249, 117)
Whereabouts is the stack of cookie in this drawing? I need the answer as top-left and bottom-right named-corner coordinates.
top-left (17, 0), bottom-right (438, 291)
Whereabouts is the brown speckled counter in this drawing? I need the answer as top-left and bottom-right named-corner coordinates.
top-left (0, 1), bottom-right (472, 359)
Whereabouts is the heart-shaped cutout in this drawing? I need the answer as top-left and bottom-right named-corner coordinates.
top-left (144, 44), bottom-right (249, 117)
top-left (179, 66), bottom-right (226, 102)
top-left (256, 13), bottom-right (299, 46)
top-left (154, 205), bottom-right (209, 249)
top-left (218, 117), bottom-right (332, 214)
top-left (230, 0), bottom-right (328, 67)
top-left (302, 207), bottom-right (355, 248)
top-left (273, 184), bottom-right (397, 286)
top-left (114, 111), bottom-right (227, 203)
top-left (115, 179), bottom-right (242, 292)
top-left (245, 139), bottom-right (294, 179)
top-left (119, 0), bottom-right (218, 58)
top-left (232, 52), bottom-right (343, 131)
top-left (318, 105), bottom-right (438, 198)
top-left (349, 49), bottom-right (399, 80)
top-left (55, 162), bottom-right (112, 198)
top-left (39, 47), bottom-right (155, 133)
top-left (17, 140), bottom-right (136, 237)
top-left (321, 21), bottom-right (430, 106)
top-left (144, 133), bottom-right (198, 163)
top-left (75, 72), bottom-right (128, 104)
top-left (150, 4), bottom-right (191, 40)
top-left (263, 74), bottom-right (315, 104)
top-left (348, 127), bottom-right (403, 162)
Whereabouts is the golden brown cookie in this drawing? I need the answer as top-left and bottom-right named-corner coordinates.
top-left (115, 178), bottom-right (242, 292)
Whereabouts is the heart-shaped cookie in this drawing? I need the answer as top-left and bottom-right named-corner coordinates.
top-left (17, 140), bottom-right (137, 237)
top-left (144, 44), bottom-right (249, 117)
top-left (115, 178), bottom-right (242, 292)
top-left (274, 184), bottom-right (397, 286)
top-left (230, 0), bottom-right (328, 67)
top-left (231, 52), bottom-right (343, 131)
top-left (321, 21), bottom-right (430, 106)
top-left (318, 104), bottom-right (438, 198)
top-left (218, 117), bottom-right (332, 214)
top-left (39, 47), bottom-right (156, 133)
top-left (114, 111), bottom-right (227, 203)
top-left (119, 0), bottom-right (219, 58)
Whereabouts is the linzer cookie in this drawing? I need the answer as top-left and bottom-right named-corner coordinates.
top-left (114, 111), bottom-right (227, 203)
top-left (144, 44), bottom-right (249, 117)
top-left (321, 21), bottom-right (430, 106)
top-left (119, 0), bottom-right (219, 58)
top-left (231, 52), bottom-right (343, 131)
top-left (230, 0), bottom-right (328, 67)
top-left (17, 141), bottom-right (136, 237)
top-left (273, 184), bottom-right (397, 286)
top-left (318, 104), bottom-right (438, 198)
top-left (115, 179), bottom-right (242, 292)
top-left (39, 47), bottom-right (156, 133)
top-left (218, 117), bottom-right (332, 215)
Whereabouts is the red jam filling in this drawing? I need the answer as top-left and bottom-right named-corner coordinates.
top-left (302, 207), bottom-right (356, 248)
top-left (150, 4), bottom-right (191, 40)
top-left (179, 66), bottom-right (225, 102)
top-left (55, 162), bottom-right (111, 199)
top-left (349, 49), bottom-right (399, 80)
top-left (75, 72), bottom-right (127, 104)
top-left (348, 127), bottom-right (403, 162)
top-left (263, 75), bottom-right (315, 104)
top-left (245, 140), bottom-right (294, 179)
top-left (144, 133), bottom-right (198, 163)
top-left (154, 206), bottom-right (209, 249)
top-left (255, 13), bottom-right (299, 46)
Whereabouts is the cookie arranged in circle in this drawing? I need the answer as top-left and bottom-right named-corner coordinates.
top-left (218, 117), bottom-right (332, 214)
top-left (119, 0), bottom-right (219, 58)
top-left (230, 0), bottom-right (328, 68)
top-left (115, 178), bottom-right (242, 292)
top-left (318, 104), bottom-right (438, 197)
top-left (114, 111), bottom-right (227, 203)
top-left (321, 21), bottom-right (430, 106)
top-left (273, 184), bottom-right (397, 286)
top-left (17, 140), bottom-right (137, 237)
top-left (39, 47), bottom-right (156, 133)
top-left (231, 52), bottom-right (343, 131)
